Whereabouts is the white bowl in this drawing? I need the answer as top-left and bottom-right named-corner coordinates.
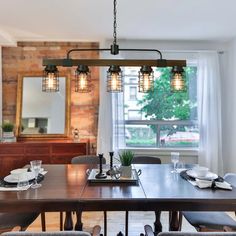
top-left (10, 168), bottom-right (28, 178)
top-left (193, 166), bottom-right (209, 177)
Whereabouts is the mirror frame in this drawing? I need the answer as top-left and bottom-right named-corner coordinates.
top-left (16, 72), bottom-right (71, 139)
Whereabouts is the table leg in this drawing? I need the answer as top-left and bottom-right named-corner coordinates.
top-left (169, 211), bottom-right (182, 231)
top-left (75, 210), bottom-right (83, 231)
top-left (64, 211), bottom-right (73, 230)
top-left (125, 211), bottom-right (129, 236)
top-left (154, 211), bottom-right (162, 233)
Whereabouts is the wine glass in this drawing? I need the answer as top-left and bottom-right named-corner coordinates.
top-left (171, 152), bottom-right (179, 173)
top-left (30, 160), bottom-right (42, 189)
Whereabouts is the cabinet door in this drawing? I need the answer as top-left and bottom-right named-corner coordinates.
top-left (25, 144), bottom-right (51, 164)
top-left (51, 143), bottom-right (87, 164)
top-left (0, 156), bottom-right (26, 178)
top-left (0, 144), bottom-right (25, 177)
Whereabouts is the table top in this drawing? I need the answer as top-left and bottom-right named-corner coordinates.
top-left (0, 164), bottom-right (236, 212)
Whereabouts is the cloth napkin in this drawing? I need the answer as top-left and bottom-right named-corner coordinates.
top-left (0, 171), bottom-right (47, 191)
top-left (180, 170), bottom-right (232, 190)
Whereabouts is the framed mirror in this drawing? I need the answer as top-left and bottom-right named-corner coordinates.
top-left (16, 72), bottom-right (70, 139)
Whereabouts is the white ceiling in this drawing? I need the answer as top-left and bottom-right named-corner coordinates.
top-left (0, 0), bottom-right (236, 45)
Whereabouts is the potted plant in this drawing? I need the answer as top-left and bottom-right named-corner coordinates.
top-left (118, 150), bottom-right (134, 178)
top-left (1, 121), bottom-right (15, 140)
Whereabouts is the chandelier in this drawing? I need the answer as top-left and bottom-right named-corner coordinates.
top-left (42, 0), bottom-right (186, 93)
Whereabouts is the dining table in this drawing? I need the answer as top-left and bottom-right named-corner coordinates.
top-left (0, 164), bottom-right (236, 235)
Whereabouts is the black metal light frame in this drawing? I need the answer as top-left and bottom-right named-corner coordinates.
top-left (42, 0), bottom-right (187, 92)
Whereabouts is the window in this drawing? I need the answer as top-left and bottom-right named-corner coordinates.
top-left (129, 86), bottom-right (137, 100)
top-left (122, 65), bottom-right (199, 148)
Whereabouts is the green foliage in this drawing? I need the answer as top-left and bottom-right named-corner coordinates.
top-left (138, 67), bottom-right (197, 133)
top-left (1, 121), bottom-right (14, 132)
top-left (118, 150), bottom-right (134, 166)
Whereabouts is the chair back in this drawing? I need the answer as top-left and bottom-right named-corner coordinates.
top-left (132, 156), bottom-right (161, 164)
top-left (224, 173), bottom-right (236, 187)
top-left (71, 155), bottom-right (106, 164)
top-left (2, 232), bottom-right (91, 236)
top-left (158, 233), bottom-right (236, 236)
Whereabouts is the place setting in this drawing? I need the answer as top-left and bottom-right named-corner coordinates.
top-left (180, 166), bottom-right (232, 190)
top-left (0, 160), bottom-right (47, 191)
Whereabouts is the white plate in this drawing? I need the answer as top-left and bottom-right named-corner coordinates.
top-left (186, 169), bottom-right (218, 180)
top-left (4, 172), bottom-right (35, 183)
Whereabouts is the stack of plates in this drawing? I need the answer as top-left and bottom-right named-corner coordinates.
top-left (186, 169), bottom-right (218, 180)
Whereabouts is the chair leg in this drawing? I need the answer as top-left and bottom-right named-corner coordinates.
top-left (41, 212), bottom-right (46, 231)
top-left (125, 211), bottom-right (129, 236)
top-left (104, 211), bottom-right (107, 236)
top-left (20, 226), bottom-right (27, 231)
top-left (60, 212), bottom-right (63, 231)
top-left (169, 211), bottom-right (182, 231)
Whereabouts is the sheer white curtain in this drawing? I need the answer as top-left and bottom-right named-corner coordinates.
top-left (197, 52), bottom-right (223, 175)
top-left (97, 68), bottom-right (113, 159)
top-left (112, 92), bottom-right (125, 155)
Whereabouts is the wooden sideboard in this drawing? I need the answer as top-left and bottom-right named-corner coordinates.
top-left (0, 141), bottom-right (87, 177)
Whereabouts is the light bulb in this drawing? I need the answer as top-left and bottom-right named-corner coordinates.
top-left (143, 73), bottom-right (151, 91)
top-left (173, 73), bottom-right (184, 90)
top-left (79, 73), bottom-right (87, 90)
top-left (111, 73), bottom-right (119, 90)
top-left (47, 73), bottom-right (55, 89)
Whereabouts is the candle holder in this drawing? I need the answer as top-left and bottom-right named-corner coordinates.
top-left (106, 151), bottom-right (114, 175)
top-left (95, 154), bottom-right (107, 179)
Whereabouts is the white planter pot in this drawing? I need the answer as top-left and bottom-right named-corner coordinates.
top-left (120, 165), bottom-right (132, 178)
top-left (3, 131), bottom-right (14, 138)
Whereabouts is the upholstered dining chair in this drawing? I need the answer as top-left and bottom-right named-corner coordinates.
top-left (182, 173), bottom-right (236, 232)
top-left (143, 224), bottom-right (236, 236)
top-left (0, 212), bottom-right (40, 234)
top-left (60, 156), bottom-right (106, 235)
top-left (2, 225), bottom-right (101, 236)
top-left (124, 156), bottom-right (162, 235)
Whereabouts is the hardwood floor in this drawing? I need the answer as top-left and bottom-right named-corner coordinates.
top-left (27, 211), bottom-right (196, 236)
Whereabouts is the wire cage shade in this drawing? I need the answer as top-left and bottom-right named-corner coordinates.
top-left (107, 65), bottom-right (123, 92)
top-left (138, 66), bottom-right (154, 92)
top-left (75, 65), bottom-right (92, 93)
top-left (171, 66), bottom-right (186, 92)
top-left (42, 67), bottom-right (59, 92)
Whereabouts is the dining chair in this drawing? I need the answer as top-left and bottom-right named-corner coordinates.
top-left (1, 225), bottom-right (101, 236)
top-left (61, 156), bottom-right (106, 235)
top-left (143, 224), bottom-right (236, 236)
top-left (124, 156), bottom-right (162, 236)
top-left (0, 212), bottom-right (40, 234)
top-left (182, 173), bottom-right (236, 232)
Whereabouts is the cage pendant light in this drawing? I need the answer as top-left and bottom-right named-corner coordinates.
top-left (75, 65), bottom-right (91, 93)
top-left (42, 0), bottom-right (187, 93)
top-left (138, 66), bottom-right (154, 92)
top-left (171, 66), bottom-right (186, 92)
top-left (42, 65), bottom-right (59, 92)
top-left (107, 65), bottom-right (123, 92)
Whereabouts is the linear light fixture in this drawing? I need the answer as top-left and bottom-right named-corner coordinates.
top-left (42, 0), bottom-right (186, 93)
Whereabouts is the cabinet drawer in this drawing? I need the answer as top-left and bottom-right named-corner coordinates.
top-left (52, 143), bottom-right (86, 155)
top-left (25, 145), bottom-right (50, 155)
top-left (0, 145), bottom-right (24, 155)
top-left (51, 155), bottom-right (74, 164)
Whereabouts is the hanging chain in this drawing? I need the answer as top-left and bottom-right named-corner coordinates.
top-left (113, 0), bottom-right (117, 45)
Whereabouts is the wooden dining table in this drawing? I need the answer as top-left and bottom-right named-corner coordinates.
top-left (0, 164), bottom-right (236, 233)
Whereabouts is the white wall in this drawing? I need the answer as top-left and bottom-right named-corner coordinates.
top-left (221, 39), bottom-right (236, 173)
